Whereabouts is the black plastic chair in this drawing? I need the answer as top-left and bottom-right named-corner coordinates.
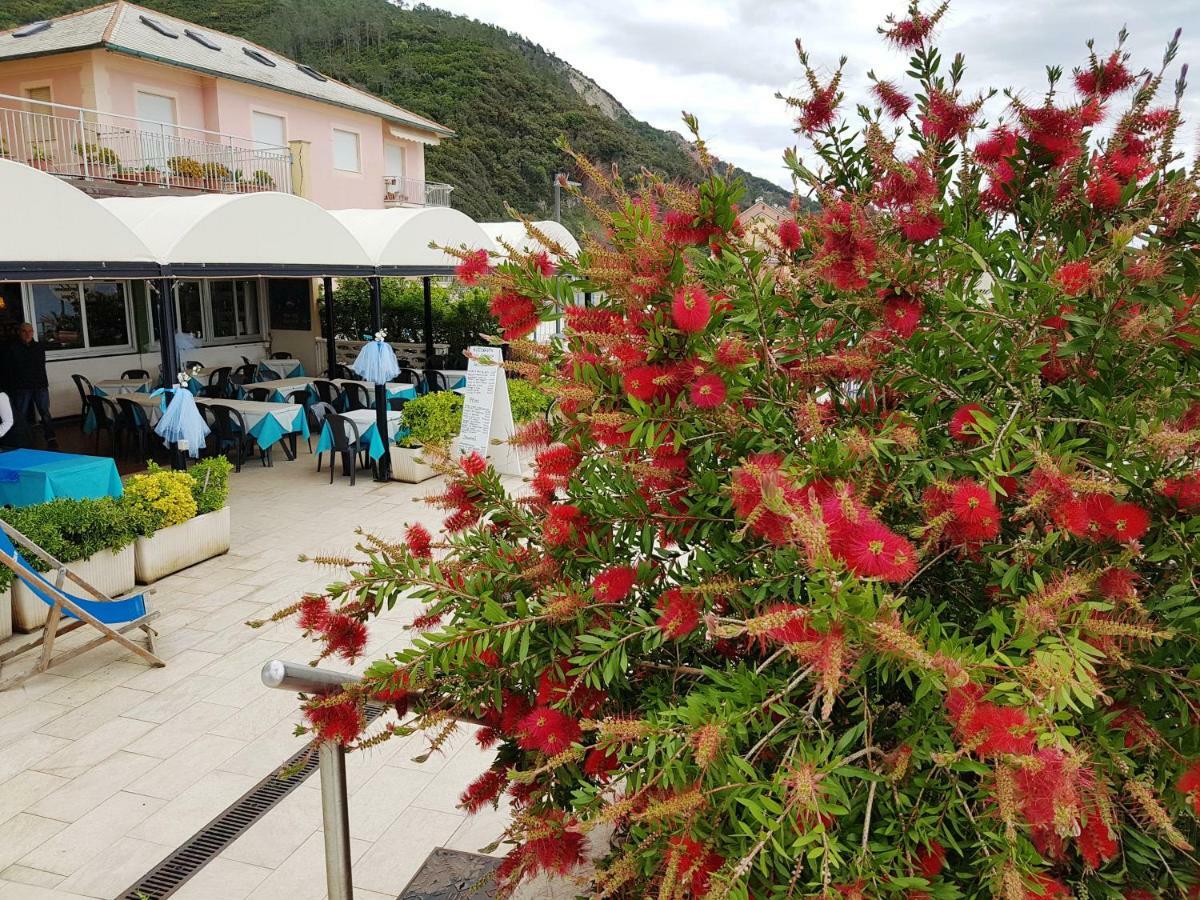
top-left (340, 382), bottom-right (371, 411)
top-left (397, 367), bottom-right (427, 394)
top-left (241, 355), bottom-right (253, 366)
top-left (330, 363), bottom-right (355, 380)
top-left (323, 414), bottom-right (369, 485)
top-left (85, 395), bottom-right (121, 456)
top-left (387, 397), bottom-right (408, 413)
top-left (116, 397), bottom-right (154, 461)
top-left (71, 374), bottom-right (94, 420)
top-left (312, 379), bottom-right (342, 407)
top-left (231, 362), bottom-right (258, 388)
top-left (121, 368), bottom-right (149, 380)
top-left (204, 366), bottom-right (232, 399)
top-left (300, 399), bottom-right (336, 459)
top-left (425, 370), bottom-right (450, 393)
top-left (270, 351), bottom-right (292, 360)
top-left (243, 387), bottom-right (271, 402)
top-left (199, 403), bottom-right (262, 472)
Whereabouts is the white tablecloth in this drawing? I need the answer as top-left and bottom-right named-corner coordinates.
top-left (94, 378), bottom-right (152, 394)
top-left (204, 399), bottom-right (299, 433)
top-left (258, 359), bottom-right (303, 379)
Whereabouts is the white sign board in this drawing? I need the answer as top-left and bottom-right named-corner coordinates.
top-left (457, 346), bottom-right (522, 476)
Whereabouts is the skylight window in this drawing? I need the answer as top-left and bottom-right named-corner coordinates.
top-left (297, 64), bottom-right (328, 82)
top-left (242, 47), bottom-right (276, 67)
top-left (13, 21), bottom-right (52, 38)
top-left (139, 15), bottom-right (179, 38)
top-left (184, 28), bottom-right (220, 50)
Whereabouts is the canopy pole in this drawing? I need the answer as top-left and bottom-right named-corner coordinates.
top-left (422, 276), bottom-right (434, 374)
top-left (157, 274), bottom-right (179, 388)
top-left (322, 276), bottom-right (336, 377)
top-left (369, 275), bottom-right (391, 482)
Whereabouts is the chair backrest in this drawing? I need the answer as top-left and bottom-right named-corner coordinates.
top-left (208, 366), bottom-right (232, 387)
top-left (202, 403), bottom-right (247, 442)
top-left (71, 373), bottom-right (93, 401)
top-left (241, 355), bottom-right (252, 366)
top-left (312, 379), bottom-right (341, 406)
top-left (425, 370), bottom-right (450, 392)
top-left (332, 363), bottom-right (355, 380)
top-left (121, 369), bottom-right (149, 380)
top-left (307, 400), bottom-right (336, 430)
top-left (397, 368), bottom-right (426, 392)
top-left (85, 394), bottom-right (119, 428)
top-left (115, 397), bottom-right (149, 429)
top-left (387, 397), bottom-right (408, 413)
top-left (285, 388), bottom-right (311, 408)
top-left (233, 363), bottom-right (258, 385)
top-left (326, 414), bottom-right (362, 452)
top-left (270, 352), bottom-right (292, 360)
top-left (244, 387), bottom-right (271, 402)
top-left (341, 382), bottom-right (371, 411)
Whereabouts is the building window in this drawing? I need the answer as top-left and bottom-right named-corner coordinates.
top-left (210, 280), bottom-right (260, 339)
top-left (252, 111), bottom-right (286, 150)
top-left (332, 128), bottom-right (360, 173)
top-left (0, 282), bottom-right (23, 343)
top-left (28, 281), bottom-right (132, 354)
top-left (147, 279), bottom-right (264, 347)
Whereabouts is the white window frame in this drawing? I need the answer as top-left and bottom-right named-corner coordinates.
top-left (145, 278), bottom-right (266, 349)
top-left (332, 127), bottom-right (361, 173)
top-left (23, 280), bottom-right (136, 359)
top-left (250, 109), bottom-right (288, 150)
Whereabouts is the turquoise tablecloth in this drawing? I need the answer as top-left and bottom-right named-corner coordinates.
top-left (0, 450), bottom-right (123, 507)
top-left (314, 412), bottom-right (406, 461)
top-left (258, 360), bottom-right (305, 380)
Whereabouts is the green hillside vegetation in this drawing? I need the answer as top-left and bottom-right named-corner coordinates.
top-left (1, 0), bottom-right (795, 226)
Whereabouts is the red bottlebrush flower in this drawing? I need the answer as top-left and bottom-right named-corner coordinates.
top-left (404, 523), bottom-right (433, 559)
top-left (882, 292), bottom-right (923, 338)
top-left (1162, 474), bottom-right (1200, 511)
top-left (689, 373), bottom-right (727, 409)
top-left (731, 453), bottom-right (805, 545)
top-left (797, 83), bottom-right (840, 134)
top-left (460, 768), bottom-right (506, 813)
top-left (1098, 567), bottom-right (1139, 600)
top-left (949, 480), bottom-right (1001, 543)
top-left (921, 89), bottom-right (977, 142)
top-left (1078, 805), bottom-right (1119, 868)
top-left (1099, 501), bottom-right (1150, 543)
top-left (949, 404), bottom-right (988, 444)
top-left (1054, 260), bottom-right (1092, 296)
top-left (840, 518), bottom-right (918, 582)
top-left (1075, 52), bottom-right (1137, 98)
top-left (945, 685), bottom-right (1035, 757)
top-left (778, 217), bottom-right (802, 250)
top-left (535, 443), bottom-right (581, 479)
top-left (975, 127), bottom-right (1019, 163)
top-left (883, 7), bottom-right (941, 48)
top-left (489, 291), bottom-right (539, 340)
top-left (304, 697), bottom-right (363, 745)
top-left (1023, 105), bottom-right (1086, 166)
top-left (543, 504), bottom-right (587, 548)
top-left (591, 565), bottom-right (636, 603)
top-left (876, 160), bottom-right (938, 208)
top-left (512, 418), bottom-right (552, 450)
top-left (322, 613), bottom-right (368, 662)
top-left (914, 841), bottom-right (946, 879)
top-left (872, 80), bottom-right (912, 118)
top-left (1028, 875), bottom-right (1071, 898)
top-left (531, 251), bottom-right (556, 277)
top-left (672, 284), bottom-right (713, 334)
top-left (898, 208), bottom-right (944, 242)
top-left (656, 587), bottom-right (701, 640)
top-left (716, 336), bottom-right (751, 367)
top-left (623, 364), bottom-right (664, 403)
top-left (297, 595), bottom-right (330, 632)
top-left (814, 201), bottom-right (878, 292)
top-left (583, 746), bottom-right (619, 780)
top-left (455, 248), bottom-right (492, 285)
top-left (665, 836), bottom-right (724, 897)
top-left (495, 811), bottom-right (586, 886)
top-left (755, 602), bottom-right (817, 646)
top-left (518, 706), bottom-right (581, 755)
top-left (460, 451), bottom-right (487, 477)
top-left (1087, 172), bottom-right (1122, 209)
top-left (1179, 761), bottom-right (1200, 812)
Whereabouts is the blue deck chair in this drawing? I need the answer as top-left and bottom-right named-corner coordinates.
top-left (0, 521), bottom-right (164, 691)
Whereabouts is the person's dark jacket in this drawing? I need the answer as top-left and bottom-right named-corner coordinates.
top-left (8, 339), bottom-right (49, 390)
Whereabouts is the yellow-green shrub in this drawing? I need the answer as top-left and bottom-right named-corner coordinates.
top-left (122, 467), bottom-right (197, 530)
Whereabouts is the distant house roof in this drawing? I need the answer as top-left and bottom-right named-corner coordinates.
top-left (739, 200), bottom-right (789, 227)
top-left (0, 2), bottom-right (453, 139)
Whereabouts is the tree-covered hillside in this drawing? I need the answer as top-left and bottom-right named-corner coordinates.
top-left (1, 0), bottom-right (793, 223)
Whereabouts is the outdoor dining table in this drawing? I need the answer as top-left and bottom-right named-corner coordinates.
top-left (202, 398), bottom-right (309, 458)
top-left (92, 377), bottom-right (153, 396)
top-left (257, 358), bottom-right (305, 380)
top-left (314, 408), bottom-right (406, 461)
top-left (432, 369), bottom-right (469, 390)
top-left (249, 376), bottom-right (418, 407)
top-left (0, 449), bottom-right (123, 507)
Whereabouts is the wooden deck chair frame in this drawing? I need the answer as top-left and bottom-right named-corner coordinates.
top-left (0, 521), bottom-right (164, 692)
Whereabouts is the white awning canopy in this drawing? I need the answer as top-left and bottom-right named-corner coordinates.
top-left (98, 192), bottom-right (375, 277)
top-left (0, 158), bottom-right (158, 280)
top-left (480, 220), bottom-right (581, 259)
top-left (330, 207), bottom-right (495, 275)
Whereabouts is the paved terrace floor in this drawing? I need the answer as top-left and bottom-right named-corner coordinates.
top-left (0, 455), bottom-right (515, 900)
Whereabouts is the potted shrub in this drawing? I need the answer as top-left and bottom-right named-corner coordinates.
top-left (1, 498), bottom-right (138, 633)
top-left (389, 390), bottom-right (463, 483)
top-left (199, 161), bottom-right (232, 191)
top-left (167, 155), bottom-right (204, 189)
top-left (113, 165), bottom-right (139, 184)
top-left (74, 142), bottom-right (119, 179)
top-left (252, 169), bottom-right (276, 192)
top-left (127, 458), bottom-right (232, 584)
top-left (139, 165), bottom-right (164, 186)
top-left (26, 143), bottom-right (50, 171)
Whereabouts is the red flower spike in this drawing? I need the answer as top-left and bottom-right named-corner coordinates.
top-left (460, 452), bottom-right (488, 477)
top-left (455, 248), bottom-right (492, 285)
top-left (517, 707), bottom-right (581, 755)
top-left (459, 768), bottom-right (506, 814)
top-left (1099, 501), bottom-right (1150, 543)
top-left (591, 565), bottom-right (636, 603)
top-left (1178, 760), bottom-right (1200, 813)
top-left (840, 518), bottom-right (918, 582)
top-left (672, 284), bottom-right (713, 333)
top-left (297, 595), bottom-right (330, 633)
top-left (777, 217), bottom-right (802, 250)
top-left (914, 840), bottom-right (946, 879)
top-left (322, 613), bottom-right (368, 662)
top-left (872, 80), bottom-right (912, 119)
top-left (882, 293), bottom-right (923, 338)
top-left (403, 523), bottom-right (433, 559)
top-left (949, 404), bottom-right (988, 444)
top-left (1054, 260), bottom-right (1092, 295)
top-left (689, 373), bottom-right (727, 409)
top-left (655, 587), bottom-right (701, 640)
top-left (304, 698), bottom-right (363, 745)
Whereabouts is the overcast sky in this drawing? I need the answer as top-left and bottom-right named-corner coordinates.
top-left (424, 0), bottom-right (1198, 192)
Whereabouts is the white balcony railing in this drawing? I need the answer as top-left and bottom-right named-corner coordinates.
top-left (383, 175), bottom-right (453, 208)
top-left (0, 93), bottom-right (291, 194)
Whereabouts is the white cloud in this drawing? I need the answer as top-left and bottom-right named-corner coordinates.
top-left (425, 0), bottom-right (1198, 190)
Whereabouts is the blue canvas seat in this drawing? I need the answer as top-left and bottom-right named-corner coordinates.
top-left (0, 523), bottom-right (164, 691)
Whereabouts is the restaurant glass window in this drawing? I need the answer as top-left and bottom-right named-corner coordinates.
top-left (238, 280), bottom-right (260, 336)
top-left (210, 280), bottom-right (237, 338)
top-left (0, 282), bottom-right (24, 343)
top-left (30, 283), bottom-right (84, 351)
top-left (83, 282), bottom-right (130, 348)
top-left (176, 281), bottom-right (204, 338)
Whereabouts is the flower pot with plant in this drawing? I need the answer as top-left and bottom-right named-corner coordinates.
top-left (198, 161), bottom-right (232, 191)
top-left (389, 390), bottom-right (463, 483)
top-left (26, 143), bottom-right (50, 171)
top-left (127, 458), bottom-right (233, 584)
top-left (0, 498), bottom-right (138, 632)
top-left (251, 169), bottom-right (276, 192)
top-left (75, 142), bottom-right (120, 179)
top-left (167, 156), bottom-right (204, 189)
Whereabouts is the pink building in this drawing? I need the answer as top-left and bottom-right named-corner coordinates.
top-left (0, 2), bottom-right (456, 415)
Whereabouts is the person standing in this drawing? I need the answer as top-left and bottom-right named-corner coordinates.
top-left (9, 322), bottom-right (56, 448)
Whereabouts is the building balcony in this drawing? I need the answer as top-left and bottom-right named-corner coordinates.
top-left (0, 92), bottom-right (292, 197)
top-left (384, 175), bottom-right (453, 208)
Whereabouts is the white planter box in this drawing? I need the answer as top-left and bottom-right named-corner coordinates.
top-left (135, 507), bottom-right (231, 584)
top-left (0, 586), bottom-right (11, 642)
top-left (389, 446), bottom-right (438, 483)
top-left (12, 544), bottom-right (136, 633)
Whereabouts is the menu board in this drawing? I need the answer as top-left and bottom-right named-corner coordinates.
top-left (457, 346), bottom-right (522, 475)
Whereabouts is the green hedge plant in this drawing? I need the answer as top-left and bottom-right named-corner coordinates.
top-left (398, 391), bottom-right (463, 448)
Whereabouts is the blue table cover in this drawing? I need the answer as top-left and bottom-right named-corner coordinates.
top-left (315, 415), bottom-right (406, 461)
top-left (244, 406), bottom-right (309, 450)
top-left (258, 360), bottom-right (305, 380)
top-left (0, 449), bottom-right (123, 507)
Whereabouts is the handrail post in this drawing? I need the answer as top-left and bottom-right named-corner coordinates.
top-left (78, 109), bottom-right (88, 178)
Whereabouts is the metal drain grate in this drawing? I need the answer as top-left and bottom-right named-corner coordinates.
top-left (120, 702), bottom-right (386, 899)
